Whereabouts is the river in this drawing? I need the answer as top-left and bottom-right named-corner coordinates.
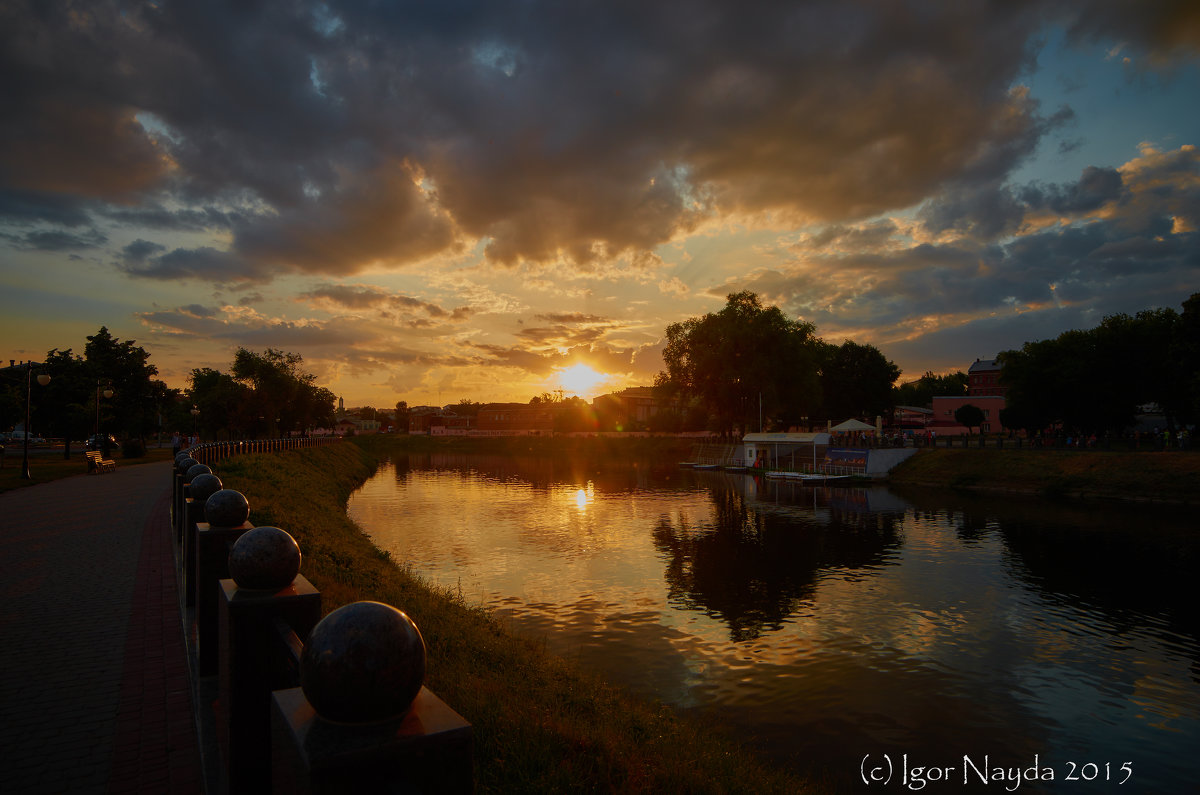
top-left (346, 451), bottom-right (1199, 791)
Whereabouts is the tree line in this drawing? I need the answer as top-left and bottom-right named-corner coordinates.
top-left (2, 328), bottom-right (335, 454)
top-left (998, 293), bottom-right (1200, 437)
top-left (654, 291), bottom-right (900, 435)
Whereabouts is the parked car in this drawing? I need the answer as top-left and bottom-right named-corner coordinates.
top-left (86, 434), bottom-right (117, 450)
top-left (9, 431), bottom-right (46, 443)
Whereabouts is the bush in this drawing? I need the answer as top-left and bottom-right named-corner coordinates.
top-left (121, 438), bottom-right (146, 458)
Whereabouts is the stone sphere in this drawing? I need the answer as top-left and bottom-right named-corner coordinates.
top-left (176, 456), bottom-right (198, 474)
top-left (300, 601), bottom-right (426, 724)
top-left (204, 489), bottom-right (249, 528)
top-left (188, 473), bottom-right (223, 510)
top-left (175, 451), bottom-right (192, 465)
top-left (228, 526), bottom-right (301, 590)
top-left (186, 463), bottom-right (212, 481)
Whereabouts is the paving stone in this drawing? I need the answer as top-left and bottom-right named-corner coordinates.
top-left (0, 461), bottom-right (202, 793)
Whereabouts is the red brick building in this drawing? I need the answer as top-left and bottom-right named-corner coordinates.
top-left (968, 358), bottom-right (1006, 397)
top-left (475, 403), bottom-right (556, 434)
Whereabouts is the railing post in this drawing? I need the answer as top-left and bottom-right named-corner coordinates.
top-left (173, 455), bottom-right (198, 542)
top-left (270, 602), bottom-right (473, 794)
top-left (184, 473), bottom-right (223, 609)
top-left (219, 526), bottom-right (321, 794)
top-left (196, 489), bottom-right (253, 676)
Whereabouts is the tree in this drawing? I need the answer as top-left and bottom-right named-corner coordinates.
top-left (84, 326), bottom-right (160, 441)
top-left (820, 340), bottom-right (901, 421)
top-left (657, 292), bottom-right (821, 436)
top-left (1000, 304), bottom-right (1187, 437)
top-left (894, 371), bottom-right (967, 407)
top-left (394, 400), bottom-right (410, 433)
top-left (954, 403), bottom-right (986, 434)
top-left (231, 348), bottom-right (334, 437)
top-left (39, 348), bottom-right (91, 458)
top-left (187, 368), bottom-right (251, 439)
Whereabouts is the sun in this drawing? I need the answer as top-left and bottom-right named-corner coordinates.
top-left (555, 363), bottom-right (609, 397)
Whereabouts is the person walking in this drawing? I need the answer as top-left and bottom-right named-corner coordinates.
top-left (171, 431), bottom-right (182, 456)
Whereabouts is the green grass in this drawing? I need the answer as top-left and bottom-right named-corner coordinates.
top-left (215, 437), bottom-right (821, 794)
top-left (889, 448), bottom-right (1200, 502)
top-left (0, 444), bottom-right (176, 494)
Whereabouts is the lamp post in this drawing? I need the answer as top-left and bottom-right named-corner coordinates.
top-left (191, 405), bottom-right (200, 441)
top-left (22, 363), bottom-right (51, 480)
top-left (95, 379), bottom-right (114, 437)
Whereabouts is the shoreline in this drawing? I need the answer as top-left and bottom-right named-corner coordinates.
top-left (214, 437), bottom-right (820, 794)
top-left (884, 447), bottom-right (1200, 504)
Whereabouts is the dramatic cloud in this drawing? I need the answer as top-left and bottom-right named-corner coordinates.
top-left (2, 0), bottom-right (1197, 403)
top-left (9, 0), bottom-right (1186, 279)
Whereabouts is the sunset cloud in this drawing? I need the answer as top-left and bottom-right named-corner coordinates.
top-left (2, 0), bottom-right (1197, 404)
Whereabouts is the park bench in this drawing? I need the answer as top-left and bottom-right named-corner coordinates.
top-left (86, 450), bottom-right (117, 474)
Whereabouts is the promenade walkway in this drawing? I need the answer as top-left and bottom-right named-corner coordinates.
top-left (0, 461), bottom-right (202, 794)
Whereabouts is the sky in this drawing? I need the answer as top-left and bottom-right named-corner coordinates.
top-left (2, 1), bottom-right (1198, 408)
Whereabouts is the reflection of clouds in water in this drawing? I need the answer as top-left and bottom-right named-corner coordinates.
top-left (492, 595), bottom-right (711, 709)
top-left (350, 459), bottom-right (1200, 790)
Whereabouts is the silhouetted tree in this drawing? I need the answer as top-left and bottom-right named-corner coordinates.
top-left (954, 403), bottom-right (986, 434)
top-left (894, 370), bottom-right (968, 407)
top-left (820, 340), bottom-right (901, 421)
top-left (658, 292), bottom-right (821, 435)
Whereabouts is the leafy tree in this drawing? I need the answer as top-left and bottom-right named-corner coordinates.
top-left (394, 400), bottom-right (410, 432)
top-left (1001, 304), bottom-right (1187, 436)
top-left (84, 327), bottom-right (160, 441)
top-left (1169, 293), bottom-right (1200, 425)
top-left (39, 348), bottom-right (91, 457)
top-left (187, 368), bottom-right (250, 439)
top-left (820, 340), bottom-right (901, 421)
top-left (658, 292), bottom-right (821, 436)
top-left (954, 403), bottom-right (986, 434)
top-left (231, 348), bottom-right (335, 436)
top-left (454, 399), bottom-right (482, 417)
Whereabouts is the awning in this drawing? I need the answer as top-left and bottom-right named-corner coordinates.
top-left (830, 418), bottom-right (876, 432)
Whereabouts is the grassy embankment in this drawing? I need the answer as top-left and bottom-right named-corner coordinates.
top-left (215, 435), bottom-right (819, 794)
top-left (888, 447), bottom-right (1200, 502)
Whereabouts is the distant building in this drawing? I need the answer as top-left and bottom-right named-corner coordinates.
top-left (475, 403), bottom-right (556, 434)
top-left (967, 358), bottom-right (1006, 397)
top-left (591, 386), bottom-right (665, 429)
top-left (926, 357), bottom-right (1008, 434)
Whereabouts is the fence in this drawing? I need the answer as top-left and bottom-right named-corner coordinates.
top-left (173, 438), bottom-right (473, 794)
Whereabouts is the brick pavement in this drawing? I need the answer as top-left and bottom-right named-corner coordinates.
top-left (0, 461), bottom-right (202, 794)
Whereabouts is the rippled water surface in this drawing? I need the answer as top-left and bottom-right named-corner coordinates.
top-left (347, 452), bottom-right (1200, 791)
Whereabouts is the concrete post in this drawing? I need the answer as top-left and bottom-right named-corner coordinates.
top-left (219, 575), bottom-right (320, 794)
top-left (270, 686), bottom-right (473, 794)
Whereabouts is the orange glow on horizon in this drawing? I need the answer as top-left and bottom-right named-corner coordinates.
top-left (555, 362), bottom-right (610, 398)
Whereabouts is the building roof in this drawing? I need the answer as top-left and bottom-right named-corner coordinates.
top-left (744, 432), bottom-right (832, 444)
top-left (968, 358), bottom-right (1002, 373)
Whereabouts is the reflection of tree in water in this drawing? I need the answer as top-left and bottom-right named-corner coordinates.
top-left (896, 485), bottom-right (1200, 683)
top-left (652, 484), bottom-right (903, 642)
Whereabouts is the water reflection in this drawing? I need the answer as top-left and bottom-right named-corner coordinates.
top-left (652, 476), bottom-right (903, 642)
top-left (348, 456), bottom-right (1200, 791)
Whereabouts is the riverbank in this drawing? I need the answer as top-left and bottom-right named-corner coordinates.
top-left (887, 448), bottom-right (1200, 502)
top-left (215, 437), bottom-right (819, 794)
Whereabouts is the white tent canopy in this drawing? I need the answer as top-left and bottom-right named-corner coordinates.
top-left (830, 418), bottom-right (876, 432)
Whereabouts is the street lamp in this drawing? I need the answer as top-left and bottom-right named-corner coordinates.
top-left (22, 363), bottom-right (51, 480)
top-left (95, 379), bottom-right (114, 438)
top-left (191, 405), bottom-right (200, 441)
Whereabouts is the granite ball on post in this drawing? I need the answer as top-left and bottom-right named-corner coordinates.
top-left (300, 602), bottom-right (426, 724)
top-left (205, 489), bottom-right (250, 528)
top-left (228, 526), bottom-right (302, 591)
top-left (186, 463), bottom-right (213, 481)
top-left (189, 473), bottom-right (223, 511)
top-left (177, 456), bottom-right (198, 474)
